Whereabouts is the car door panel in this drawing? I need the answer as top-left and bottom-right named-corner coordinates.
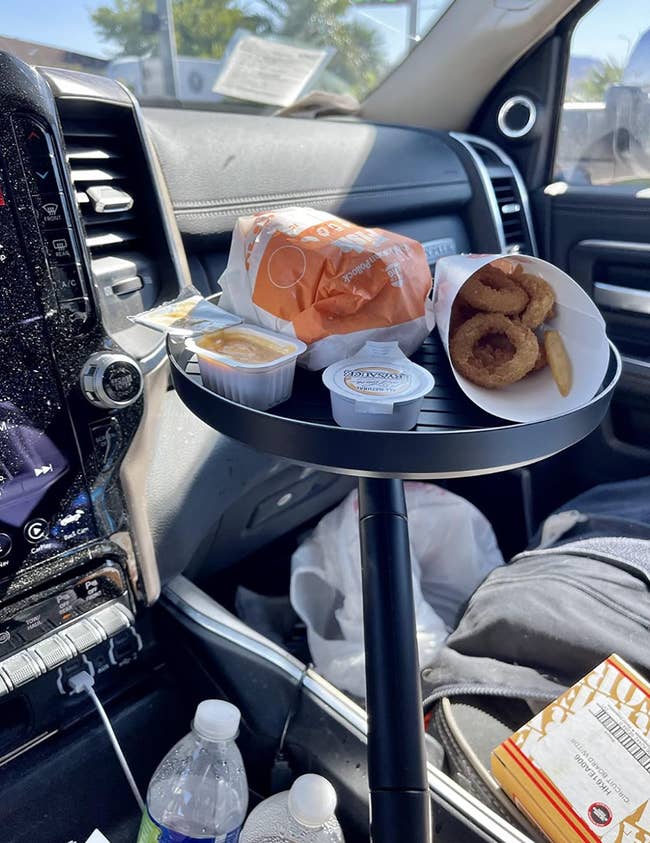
top-left (471, 0), bottom-right (650, 468)
top-left (534, 183), bottom-right (650, 451)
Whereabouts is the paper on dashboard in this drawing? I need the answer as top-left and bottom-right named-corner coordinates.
top-left (213, 34), bottom-right (331, 107)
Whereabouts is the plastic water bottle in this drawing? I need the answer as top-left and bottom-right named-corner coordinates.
top-left (137, 699), bottom-right (249, 842)
top-left (240, 774), bottom-right (345, 843)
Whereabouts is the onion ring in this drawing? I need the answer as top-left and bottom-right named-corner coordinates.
top-left (530, 336), bottom-right (548, 373)
top-left (459, 265), bottom-right (529, 315)
top-left (449, 299), bottom-right (478, 336)
top-left (472, 332), bottom-right (515, 369)
top-left (450, 313), bottom-right (538, 388)
top-left (513, 273), bottom-right (555, 329)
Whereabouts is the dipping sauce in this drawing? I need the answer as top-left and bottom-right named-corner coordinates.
top-left (322, 340), bottom-right (434, 430)
top-left (197, 328), bottom-right (295, 364)
top-left (186, 324), bottom-right (307, 410)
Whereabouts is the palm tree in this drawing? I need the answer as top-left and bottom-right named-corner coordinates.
top-left (92, 0), bottom-right (386, 100)
top-left (260, 0), bottom-right (387, 97)
top-left (575, 57), bottom-right (625, 102)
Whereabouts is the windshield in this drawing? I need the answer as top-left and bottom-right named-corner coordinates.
top-left (0, 0), bottom-right (454, 110)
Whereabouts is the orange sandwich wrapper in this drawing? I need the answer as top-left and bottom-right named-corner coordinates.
top-left (218, 207), bottom-right (435, 370)
top-left (433, 253), bottom-right (609, 423)
top-left (492, 654), bottom-right (650, 843)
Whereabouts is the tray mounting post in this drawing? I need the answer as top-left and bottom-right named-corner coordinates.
top-left (358, 477), bottom-right (432, 843)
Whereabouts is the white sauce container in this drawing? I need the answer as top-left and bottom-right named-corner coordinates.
top-left (322, 341), bottom-right (435, 430)
top-left (187, 324), bottom-right (306, 410)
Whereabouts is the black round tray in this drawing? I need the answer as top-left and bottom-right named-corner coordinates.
top-left (167, 333), bottom-right (621, 479)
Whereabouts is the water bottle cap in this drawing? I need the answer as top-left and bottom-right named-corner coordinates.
top-left (193, 699), bottom-right (240, 742)
top-left (287, 774), bottom-right (337, 827)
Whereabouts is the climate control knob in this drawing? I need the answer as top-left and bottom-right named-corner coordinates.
top-left (80, 352), bottom-right (143, 409)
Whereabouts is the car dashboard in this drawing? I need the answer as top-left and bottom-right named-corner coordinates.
top-left (0, 51), bottom-right (538, 762)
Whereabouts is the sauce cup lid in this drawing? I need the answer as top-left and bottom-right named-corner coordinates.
top-left (322, 341), bottom-right (434, 411)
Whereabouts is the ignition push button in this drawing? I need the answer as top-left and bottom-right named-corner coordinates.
top-left (80, 352), bottom-right (143, 409)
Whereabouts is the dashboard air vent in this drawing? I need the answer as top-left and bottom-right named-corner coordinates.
top-left (54, 98), bottom-right (169, 337)
top-left (62, 124), bottom-right (138, 257)
top-left (490, 174), bottom-right (527, 253)
top-left (452, 134), bottom-right (537, 256)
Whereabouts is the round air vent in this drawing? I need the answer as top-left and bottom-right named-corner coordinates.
top-left (497, 96), bottom-right (537, 139)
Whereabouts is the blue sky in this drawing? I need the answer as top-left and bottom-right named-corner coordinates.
top-left (1, 0), bottom-right (649, 68)
top-left (2, 1), bottom-right (109, 58)
top-left (571, 0), bottom-right (649, 64)
top-left (0, 0), bottom-right (451, 64)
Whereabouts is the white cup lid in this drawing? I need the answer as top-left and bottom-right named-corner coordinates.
top-left (288, 774), bottom-right (337, 827)
top-left (193, 699), bottom-right (240, 742)
top-left (322, 341), bottom-right (434, 405)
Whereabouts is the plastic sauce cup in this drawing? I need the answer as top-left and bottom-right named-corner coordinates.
top-left (187, 325), bottom-right (307, 410)
top-left (322, 341), bottom-right (435, 430)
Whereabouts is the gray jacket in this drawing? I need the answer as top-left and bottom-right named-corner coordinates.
top-left (422, 537), bottom-right (650, 709)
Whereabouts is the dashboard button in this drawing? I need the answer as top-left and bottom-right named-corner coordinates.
top-left (24, 518), bottom-right (48, 544)
top-left (44, 230), bottom-right (75, 262)
top-left (103, 361), bottom-right (142, 404)
top-left (0, 533), bottom-right (11, 559)
top-left (61, 618), bottom-right (105, 653)
top-left (26, 162), bottom-right (60, 196)
top-left (50, 263), bottom-right (84, 301)
top-left (30, 633), bottom-right (74, 670)
top-left (90, 419), bottom-right (121, 469)
top-left (59, 296), bottom-right (89, 324)
top-left (19, 615), bottom-right (55, 644)
top-left (92, 604), bottom-right (132, 637)
top-left (36, 193), bottom-right (67, 229)
top-left (0, 629), bottom-right (19, 659)
top-left (15, 119), bottom-right (52, 160)
top-left (0, 650), bottom-right (42, 687)
top-left (81, 353), bottom-right (143, 409)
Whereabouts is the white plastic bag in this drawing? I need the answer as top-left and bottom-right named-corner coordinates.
top-left (290, 482), bottom-right (503, 697)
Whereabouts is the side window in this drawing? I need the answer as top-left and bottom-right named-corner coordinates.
top-left (554, 0), bottom-right (650, 188)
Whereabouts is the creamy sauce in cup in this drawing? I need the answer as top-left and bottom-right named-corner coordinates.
top-left (197, 329), bottom-right (294, 364)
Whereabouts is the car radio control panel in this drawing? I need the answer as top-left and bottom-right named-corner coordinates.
top-left (0, 53), bottom-right (152, 640)
top-left (0, 49), bottom-right (189, 763)
top-left (0, 562), bottom-right (136, 696)
top-left (0, 552), bottom-right (158, 764)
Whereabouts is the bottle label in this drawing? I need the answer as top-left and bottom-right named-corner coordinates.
top-left (137, 808), bottom-right (241, 843)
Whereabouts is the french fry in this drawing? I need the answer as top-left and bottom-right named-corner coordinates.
top-left (544, 330), bottom-right (572, 396)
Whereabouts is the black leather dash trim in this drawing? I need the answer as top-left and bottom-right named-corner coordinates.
top-left (144, 107), bottom-right (471, 241)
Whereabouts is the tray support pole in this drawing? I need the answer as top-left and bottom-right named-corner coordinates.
top-left (358, 477), bottom-right (431, 843)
